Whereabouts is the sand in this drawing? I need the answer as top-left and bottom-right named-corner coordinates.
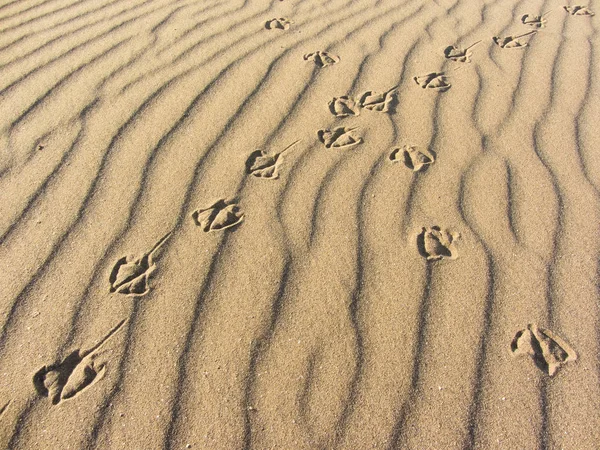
top-left (0, 0), bottom-right (599, 448)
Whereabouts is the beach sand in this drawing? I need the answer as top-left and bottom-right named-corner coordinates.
top-left (0, 0), bottom-right (599, 448)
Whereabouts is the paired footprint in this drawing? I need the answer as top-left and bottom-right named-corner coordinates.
top-left (109, 232), bottom-right (172, 297)
top-left (33, 320), bottom-right (126, 405)
top-left (512, 324), bottom-right (577, 376)
top-left (317, 127), bottom-right (363, 149)
top-left (304, 51), bottom-right (340, 67)
top-left (417, 226), bottom-right (460, 261)
top-left (564, 5), bottom-right (595, 15)
top-left (265, 18), bottom-right (292, 30)
top-left (328, 86), bottom-right (399, 117)
top-left (192, 199), bottom-right (244, 232)
top-left (414, 73), bottom-right (451, 92)
top-left (389, 145), bottom-right (436, 172)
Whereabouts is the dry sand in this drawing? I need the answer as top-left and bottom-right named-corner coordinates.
top-left (0, 0), bottom-right (599, 448)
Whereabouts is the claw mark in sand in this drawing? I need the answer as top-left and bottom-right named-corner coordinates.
top-left (192, 199), bottom-right (244, 232)
top-left (389, 145), bottom-right (436, 172)
top-left (328, 96), bottom-right (360, 117)
top-left (493, 31), bottom-right (537, 49)
top-left (521, 12), bottom-right (551, 28)
top-left (304, 51), bottom-right (339, 67)
top-left (511, 324), bottom-right (577, 376)
top-left (33, 319), bottom-right (127, 405)
top-left (109, 232), bottom-right (172, 297)
top-left (246, 140), bottom-right (300, 179)
top-left (265, 18), bottom-right (293, 30)
top-left (317, 127), bottom-right (363, 149)
top-left (564, 5), bottom-right (595, 15)
top-left (444, 40), bottom-right (481, 62)
top-left (417, 226), bottom-right (460, 260)
top-left (413, 73), bottom-right (451, 92)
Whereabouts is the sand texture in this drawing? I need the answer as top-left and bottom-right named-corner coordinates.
top-left (0, 0), bottom-right (599, 448)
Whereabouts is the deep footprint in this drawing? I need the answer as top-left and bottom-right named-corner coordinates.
top-left (33, 320), bottom-right (127, 405)
top-left (317, 127), bottom-right (363, 149)
top-left (444, 40), bottom-right (481, 62)
top-left (109, 232), bottom-right (172, 297)
top-left (511, 324), bottom-right (577, 376)
top-left (192, 199), bottom-right (244, 232)
top-left (389, 145), bottom-right (436, 172)
top-left (564, 5), bottom-right (595, 15)
top-left (493, 31), bottom-right (537, 49)
top-left (304, 51), bottom-right (340, 67)
top-left (265, 18), bottom-right (293, 30)
top-left (245, 140), bottom-right (300, 179)
top-left (357, 86), bottom-right (399, 112)
top-left (417, 226), bottom-right (459, 260)
top-left (328, 96), bottom-right (360, 117)
top-left (414, 73), bottom-right (451, 92)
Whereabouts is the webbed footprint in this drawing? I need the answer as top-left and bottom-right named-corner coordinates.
top-left (444, 41), bottom-right (481, 62)
top-left (328, 96), bottom-right (360, 117)
top-left (564, 5), bottom-right (595, 15)
top-left (417, 226), bottom-right (459, 260)
top-left (521, 13), bottom-right (549, 28)
top-left (33, 320), bottom-right (126, 405)
top-left (192, 199), bottom-right (244, 232)
top-left (493, 31), bottom-right (537, 49)
top-left (246, 140), bottom-right (300, 179)
top-left (304, 51), bottom-right (340, 67)
top-left (511, 324), bottom-right (577, 376)
top-left (109, 232), bottom-right (172, 297)
top-left (357, 86), bottom-right (399, 113)
top-left (317, 127), bottom-right (363, 149)
top-left (413, 73), bottom-right (451, 92)
top-left (389, 145), bottom-right (436, 172)
top-left (265, 18), bottom-right (293, 30)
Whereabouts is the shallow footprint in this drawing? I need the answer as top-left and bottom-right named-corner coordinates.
top-left (389, 145), bottom-right (436, 172)
top-left (317, 127), bottom-right (363, 149)
top-left (417, 226), bottom-right (459, 260)
top-left (521, 13), bottom-right (550, 28)
top-left (192, 199), bottom-right (244, 232)
top-left (109, 232), bottom-right (172, 297)
top-left (413, 73), bottom-right (451, 92)
top-left (245, 140), bottom-right (300, 179)
top-left (511, 324), bottom-right (577, 376)
top-left (328, 96), bottom-right (360, 117)
top-left (265, 18), bottom-right (293, 30)
top-left (33, 320), bottom-right (126, 405)
top-left (493, 31), bottom-right (537, 49)
top-left (444, 40), bottom-right (481, 62)
top-left (357, 86), bottom-right (399, 112)
top-left (304, 51), bottom-right (340, 67)
top-left (564, 5), bottom-right (595, 15)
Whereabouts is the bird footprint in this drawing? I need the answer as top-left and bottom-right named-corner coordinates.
top-left (564, 5), bottom-right (595, 15)
top-left (192, 199), bottom-right (244, 232)
top-left (417, 226), bottom-right (459, 260)
top-left (328, 96), bottom-right (360, 117)
top-left (444, 41), bottom-right (481, 62)
top-left (413, 73), bottom-right (451, 92)
top-left (511, 324), bottom-right (577, 376)
top-left (493, 31), bottom-right (536, 49)
top-left (389, 145), bottom-right (436, 172)
top-left (304, 51), bottom-right (340, 67)
top-left (328, 86), bottom-right (398, 116)
top-left (109, 232), bottom-right (172, 297)
top-left (265, 18), bottom-right (293, 30)
top-left (33, 320), bottom-right (126, 405)
top-left (245, 140), bottom-right (300, 179)
top-left (521, 13), bottom-right (550, 28)
top-left (317, 127), bottom-right (363, 149)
